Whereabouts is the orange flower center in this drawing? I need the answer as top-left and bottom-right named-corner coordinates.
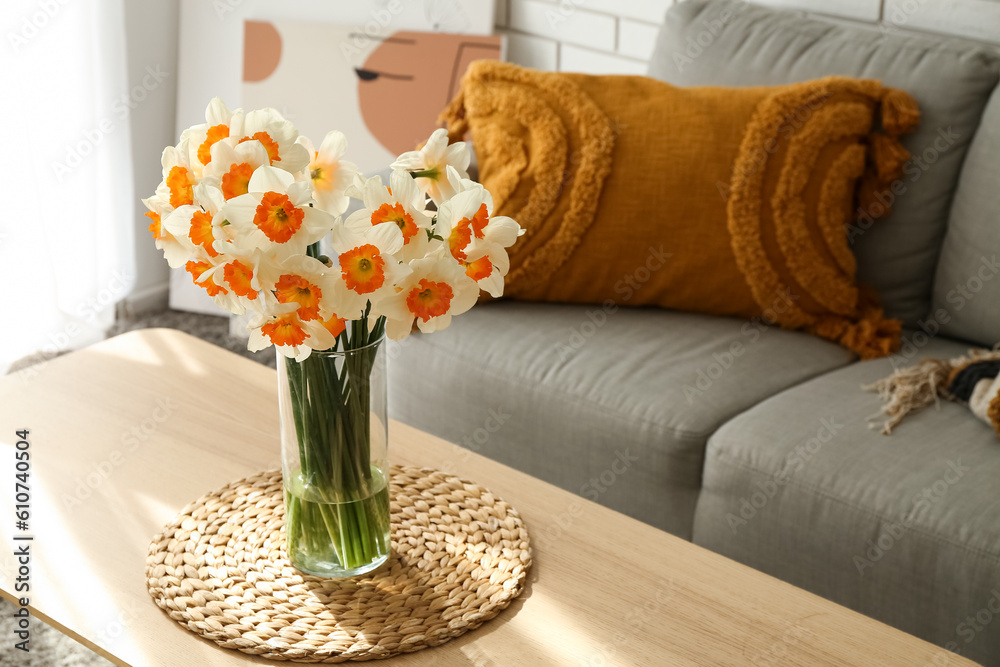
top-left (448, 219), bottom-right (472, 261)
top-left (321, 315), bottom-right (347, 338)
top-left (188, 210), bottom-right (218, 257)
top-left (222, 162), bottom-right (254, 200)
top-left (470, 203), bottom-right (489, 239)
top-left (274, 274), bottom-right (322, 321)
top-left (464, 255), bottom-right (493, 281)
top-left (198, 123), bottom-right (229, 165)
top-left (239, 131), bottom-right (280, 163)
top-left (339, 244), bottom-right (386, 294)
top-left (145, 210), bottom-right (162, 240)
top-left (185, 260), bottom-right (226, 297)
top-left (372, 203), bottom-right (417, 244)
top-left (253, 192), bottom-right (304, 243)
top-left (166, 166), bottom-right (193, 208)
top-left (406, 279), bottom-right (453, 322)
top-left (223, 259), bottom-right (257, 299)
top-left (261, 313), bottom-right (307, 346)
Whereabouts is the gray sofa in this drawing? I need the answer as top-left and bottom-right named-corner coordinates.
top-left (389, 2), bottom-right (1000, 664)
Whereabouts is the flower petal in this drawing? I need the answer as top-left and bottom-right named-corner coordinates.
top-left (317, 130), bottom-right (348, 164)
top-left (248, 165), bottom-right (294, 193)
top-left (279, 142), bottom-right (311, 174)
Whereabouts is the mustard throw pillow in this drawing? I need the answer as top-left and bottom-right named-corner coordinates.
top-left (439, 61), bottom-right (919, 358)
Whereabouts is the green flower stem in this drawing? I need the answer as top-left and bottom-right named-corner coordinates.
top-left (283, 310), bottom-right (389, 574)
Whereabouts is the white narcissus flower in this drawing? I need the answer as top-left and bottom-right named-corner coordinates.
top-left (201, 138), bottom-right (271, 201)
top-left (220, 166), bottom-right (335, 259)
top-left (194, 212), bottom-right (281, 317)
top-left (330, 220), bottom-right (410, 314)
top-left (247, 303), bottom-right (345, 361)
top-left (442, 162), bottom-right (479, 195)
top-left (297, 131), bottom-right (358, 217)
top-left (391, 128), bottom-right (470, 205)
top-left (141, 194), bottom-right (190, 268)
top-left (230, 107), bottom-right (310, 174)
top-left (434, 178), bottom-right (523, 297)
top-left (197, 247), bottom-right (269, 316)
top-left (155, 142), bottom-right (196, 210)
top-left (257, 254), bottom-right (368, 323)
top-left (162, 183), bottom-right (226, 262)
top-left (344, 169), bottom-right (432, 262)
top-left (182, 257), bottom-right (231, 304)
top-left (179, 97), bottom-right (241, 176)
top-left (374, 255), bottom-right (480, 340)
top-left (169, 183), bottom-right (251, 311)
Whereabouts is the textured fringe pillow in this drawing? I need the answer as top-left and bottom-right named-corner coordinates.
top-left (439, 61), bottom-right (920, 359)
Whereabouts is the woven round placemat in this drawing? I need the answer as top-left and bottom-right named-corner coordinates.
top-left (145, 466), bottom-right (531, 662)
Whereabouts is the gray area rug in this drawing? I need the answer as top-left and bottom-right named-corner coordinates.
top-left (2, 308), bottom-right (272, 665)
top-left (0, 613), bottom-right (114, 667)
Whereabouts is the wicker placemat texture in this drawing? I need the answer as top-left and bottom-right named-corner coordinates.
top-left (145, 466), bottom-right (532, 662)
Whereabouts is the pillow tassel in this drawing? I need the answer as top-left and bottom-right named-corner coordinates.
top-left (856, 130), bottom-right (912, 221)
top-left (855, 88), bottom-right (918, 223)
top-left (879, 87), bottom-right (921, 138)
top-left (810, 303), bottom-right (901, 361)
top-left (870, 132), bottom-right (911, 182)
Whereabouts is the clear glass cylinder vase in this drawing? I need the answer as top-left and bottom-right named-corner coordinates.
top-left (277, 335), bottom-right (390, 578)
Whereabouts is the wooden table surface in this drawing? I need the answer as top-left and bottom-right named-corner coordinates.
top-left (0, 329), bottom-right (975, 666)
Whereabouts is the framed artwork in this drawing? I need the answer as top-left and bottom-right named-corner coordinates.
top-left (242, 20), bottom-right (504, 173)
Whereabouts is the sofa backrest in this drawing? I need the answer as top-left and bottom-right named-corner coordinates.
top-left (648, 0), bottom-right (1000, 328)
top-left (932, 84), bottom-right (1000, 346)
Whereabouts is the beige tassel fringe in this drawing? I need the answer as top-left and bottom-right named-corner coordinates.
top-left (864, 348), bottom-right (1000, 435)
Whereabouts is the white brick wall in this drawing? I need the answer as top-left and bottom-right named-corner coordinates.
top-left (497, 0), bottom-right (666, 74)
top-left (494, 0), bottom-right (1000, 76)
top-left (883, 0), bottom-right (1000, 45)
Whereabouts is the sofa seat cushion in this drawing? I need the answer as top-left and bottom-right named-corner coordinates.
top-left (388, 301), bottom-right (852, 539)
top-left (694, 336), bottom-right (1000, 665)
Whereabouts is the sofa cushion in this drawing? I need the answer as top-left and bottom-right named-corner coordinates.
top-left (933, 85), bottom-right (1000, 347)
top-left (388, 301), bottom-right (852, 539)
top-left (649, 0), bottom-right (1000, 327)
top-left (442, 61), bottom-right (915, 359)
top-left (693, 336), bottom-right (1000, 665)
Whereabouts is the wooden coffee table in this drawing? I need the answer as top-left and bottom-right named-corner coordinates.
top-left (0, 329), bottom-right (975, 666)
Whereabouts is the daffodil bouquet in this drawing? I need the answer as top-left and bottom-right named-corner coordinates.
top-left (142, 99), bottom-right (521, 577)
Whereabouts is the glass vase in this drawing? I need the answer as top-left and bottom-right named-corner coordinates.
top-left (277, 335), bottom-right (390, 578)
